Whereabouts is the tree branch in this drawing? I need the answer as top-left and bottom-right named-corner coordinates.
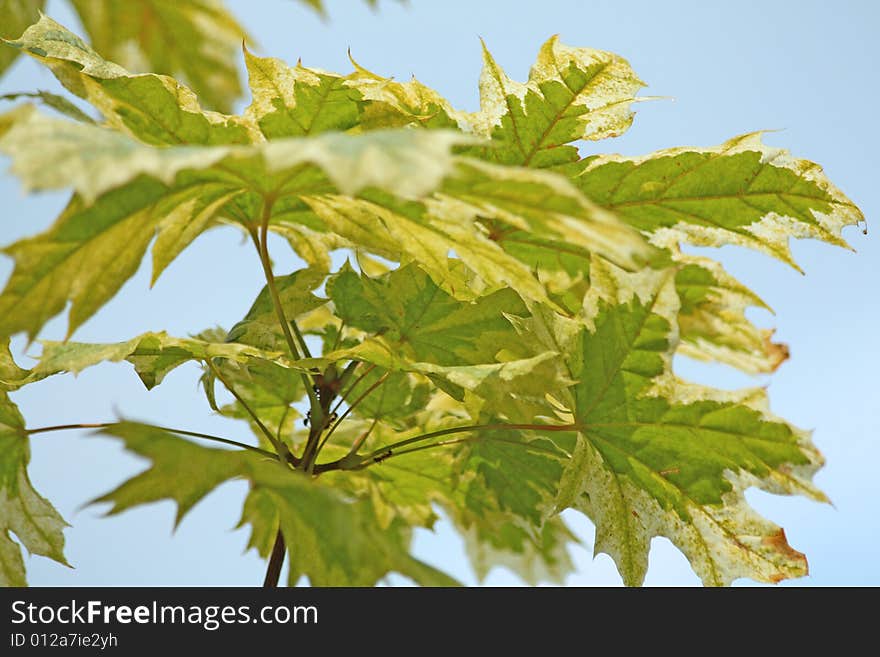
top-left (263, 529), bottom-right (286, 588)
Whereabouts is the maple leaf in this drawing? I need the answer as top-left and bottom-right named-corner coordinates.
top-left (321, 263), bottom-right (573, 418)
top-left (0, 17), bottom-right (652, 341)
top-left (542, 263), bottom-right (826, 585)
top-left (0, 0), bottom-right (42, 77)
top-left (466, 36), bottom-right (645, 168)
top-left (95, 422), bottom-right (459, 586)
top-left (319, 420), bottom-right (580, 584)
top-left (66, 0), bottom-right (248, 113)
top-left (3, 331), bottom-right (297, 392)
top-left (0, 102), bottom-right (467, 340)
top-left (0, 340), bottom-right (68, 586)
top-left (674, 254), bottom-right (788, 374)
top-left (225, 268), bottom-right (328, 351)
top-left (571, 133), bottom-right (863, 268)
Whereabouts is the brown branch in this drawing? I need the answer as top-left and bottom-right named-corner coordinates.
top-left (263, 529), bottom-right (286, 588)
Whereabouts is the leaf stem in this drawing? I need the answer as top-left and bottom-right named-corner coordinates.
top-left (345, 416), bottom-right (380, 457)
top-left (369, 436), bottom-right (473, 461)
top-left (26, 422), bottom-right (110, 434)
top-left (330, 320), bottom-right (346, 352)
top-left (207, 360), bottom-right (292, 464)
top-left (310, 421), bottom-right (580, 472)
top-left (254, 201), bottom-right (307, 361)
top-left (364, 422), bottom-right (578, 460)
top-left (26, 422), bottom-right (278, 459)
top-left (290, 321), bottom-right (312, 359)
top-left (251, 198), bottom-right (322, 431)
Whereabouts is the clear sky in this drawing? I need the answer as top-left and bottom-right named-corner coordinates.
top-left (1, 0), bottom-right (877, 586)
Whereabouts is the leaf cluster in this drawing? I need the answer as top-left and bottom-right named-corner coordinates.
top-left (0, 11), bottom-right (863, 586)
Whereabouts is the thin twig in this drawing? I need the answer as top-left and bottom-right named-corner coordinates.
top-left (330, 363), bottom-right (376, 419)
top-left (320, 372), bottom-right (389, 448)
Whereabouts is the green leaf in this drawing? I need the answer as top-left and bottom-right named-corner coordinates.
top-left (226, 268), bottom-right (327, 351)
top-left (674, 254), bottom-right (788, 374)
top-left (202, 358), bottom-right (305, 449)
top-left (321, 421), bottom-right (579, 585)
top-left (0, 91), bottom-right (94, 123)
top-left (244, 49), bottom-right (365, 139)
top-left (466, 36), bottom-right (645, 168)
top-left (344, 54), bottom-right (465, 131)
top-left (4, 331), bottom-right (293, 391)
top-left (0, 174), bottom-right (170, 341)
top-left (95, 422), bottom-right (460, 585)
top-left (4, 14), bottom-right (252, 145)
top-left (459, 516), bottom-right (577, 585)
top-left (68, 0), bottom-right (248, 113)
top-left (92, 422), bottom-right (250, 527)
top-left (438, 159), bottom-right (658, 275)
top-left (1, 103), bottom-right (467, 203)
top-left (457, 429), bottom-right (572, 528)
top-left (338, 368), bottom-right (430, 427)
top-left (323, 263), bottom-right (576, 417)
top-left (246, 463), bottom-right (459, 586)
top-left (0, 340), bottom-right (68, 586)
top-left (0, 0), bottom-right (43, 77)
top-left (0, 104), bottom-right (467, 340)
top-left (373, 421), bottom-right (579, 584)
top-left (327, 262), bottom-right (530, 366)
top-left (305, 159), bottom-right (655, 313)
top-left (0, 104), bottom-right (237, 202)
top-left (327, 437), bottom-right (447, 529)
top-left (551, 263), bottom-right (825, 585)
top-left (573, 133), bottom-right (864, 268)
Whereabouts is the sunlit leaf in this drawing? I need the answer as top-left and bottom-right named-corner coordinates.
top-left (95, 422), bottom-right (460, 585)
top-left (68, 0), bottom-right (248, 113)
top-left (548, 264), bottom-right (825, 585)
top-left (0, 339), bottom-right (68, 586)
top-left (0, 0), bottom-right (43, 77)
top-left (0, 104), bottom-right (466, 340)
top-left (573, 133), bottom-right (864, 268)
top-left (467, 36), bottom-right (645, 167)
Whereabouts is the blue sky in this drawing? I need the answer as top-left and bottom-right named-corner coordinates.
top-left (1, 0), bottom-right (877, 586)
